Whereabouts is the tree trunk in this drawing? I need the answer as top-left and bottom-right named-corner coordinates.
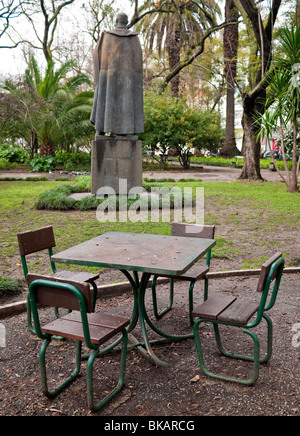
top-left (30, 132), bottom-right (39, 159)
top-left (222, 0), bottom-right (239, 157)
top-left (40, 142), bottom-right (55, 158)
top-left (297, 0), bottom-right (300, 25)
top-left (167, 29), bottom-right (181, 97)
top-left (237, 0), bottom-right (282, 180)
top-left (239, 99), bottom-right (263, 180)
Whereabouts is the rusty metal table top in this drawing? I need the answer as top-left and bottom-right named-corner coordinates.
top-left (51, 232), bottom-right (216, 276)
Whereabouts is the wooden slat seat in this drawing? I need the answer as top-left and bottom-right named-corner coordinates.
top-left (192, 295), bottom-right (237, 320)
top-left (42, 312), bottom-right (130, 345)
top-left (54, 270), bottom-right (99, 283)
top-left (158, 266), bottom-right (209, 282)
top-left (192, 294), bottom-right (259, 325)
top-left (218, 298), bottom-right (260, 325)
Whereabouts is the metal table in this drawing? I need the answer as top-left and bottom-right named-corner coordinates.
top-left (52, 232), bottom-right (216, 367)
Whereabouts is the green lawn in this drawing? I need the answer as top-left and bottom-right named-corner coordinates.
top-left (0, 178), bottom-right (299, 282)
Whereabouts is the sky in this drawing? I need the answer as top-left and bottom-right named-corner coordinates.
top-left (0, 0), bottom-right (132, 78)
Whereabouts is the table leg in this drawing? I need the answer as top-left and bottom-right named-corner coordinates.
top-left (119, 270), bottom-right (169, 367)
top-left (90, 270), bottom-right (139, 359)
top-left (137, 272), bottom-right (170, 367)
top-left (98, 270), bottom-right (185, 367)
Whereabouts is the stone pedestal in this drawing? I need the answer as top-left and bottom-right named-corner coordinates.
top-left (91, 136), bottom-right (143, 195)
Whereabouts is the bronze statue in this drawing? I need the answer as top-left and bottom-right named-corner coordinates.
top-left (90, 13), bottom-right (144, 136)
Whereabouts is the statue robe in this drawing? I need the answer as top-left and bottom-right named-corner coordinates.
top-left (90, 27), bottom-right (144, 135)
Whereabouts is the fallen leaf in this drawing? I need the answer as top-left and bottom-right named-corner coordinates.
top-left (190, 375), bottom-right (200, 383)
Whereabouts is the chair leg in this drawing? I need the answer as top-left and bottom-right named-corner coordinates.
top-left (260, 313), bottom-right (273, 363)
top-left (27, 298), bottom-right (36, 335)
top-left (204, 276), bottom-right (209, 301)
top-left (193, 319), bottom-right (260, 385)
top-left (214, 317), bottom-right (273, 365)
top-left (89, 281), bottom-right (98, 311)
top-left (152, 276), bottom-right (174, 319)
top-left (40, 339), bottom-right (82, 398)
top-left (189, 277), bottom-right (208, 325)
top-left (86, 329), bottom-right (128, 412)
top-left (188, 282), bottom-right (195, 325)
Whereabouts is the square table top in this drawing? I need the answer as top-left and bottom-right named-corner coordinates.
top-left (52, 232), bottom-right (216, 276)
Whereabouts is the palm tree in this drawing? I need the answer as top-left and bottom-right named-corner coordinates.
top-left (24, 54), bottom-right (93, 156)
top-left (136, 0), bottom-right (220, 97)
top-left (256, 26), bottom-right (300, 193)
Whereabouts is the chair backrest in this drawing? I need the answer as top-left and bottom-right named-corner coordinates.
top-left (17, 226), bottom-right (56, 256)
top-left (257, 252), bottom-right (284, 293)
top-left (252, 253), bottom-right (285, 324)
top-left (27, 273), bottom-right (93, 313)
top-left (171, 223), bottom-right (215, 239)
top-left (171, 223), bottom-right (215, 267)
top-left (17, 226), bottom-right (57, 278)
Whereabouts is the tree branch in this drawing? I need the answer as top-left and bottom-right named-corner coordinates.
top-left (160, 20), bottom-right (239, 93)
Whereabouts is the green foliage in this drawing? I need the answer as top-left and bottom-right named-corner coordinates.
top-left (190, 156), bottom-right (293, 170)
top-left (0, 277), bottom-right (22, 297)
top-left (0, 144), bottom-right (30, 164)
top-left (35, 176), bottom-right (193, 211)
top-left (0, 158), bottom-right (13, 170)
top-left (0, 55), bottom-right (93, 158)
top-left (72, 175), bottom-right (91, 192)
top-left (141, 92), bottom-right (223, 168)
top-left (56, 151), bottom-right (91, 171)
top-left (29, 154), bottom-right (57, 172)
top-left (35, 184), bottom-right (76, 210)
top-left (255, 25), bottom-right (300, 192)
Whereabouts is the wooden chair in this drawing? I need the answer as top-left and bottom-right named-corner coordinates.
top-left (192, 253), bottom-right (285, 385)
top-left (151, 223), bottom-right (215, 324)
top-left (17, 226), bottom-right (100, 314)
top-left (27, 273), bottom-right (130, 412)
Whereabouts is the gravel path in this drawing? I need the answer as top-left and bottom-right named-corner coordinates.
top-left (0, 164), bottom-right (283, 183)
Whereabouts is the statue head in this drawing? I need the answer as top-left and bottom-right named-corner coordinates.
top-left (116, 12), bottom-right (129, 28)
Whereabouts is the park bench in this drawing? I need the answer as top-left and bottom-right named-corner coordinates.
top-left (17, 226), bottom-right (100, 320)
top-left (27, 273), bottom-right (130, 412)
top-left (192, 252), bottom-right (285, 385)
top-left (151, 223), bottom-right (215, 324)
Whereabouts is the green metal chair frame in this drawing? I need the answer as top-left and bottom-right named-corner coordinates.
top-left (27, 274), bottom-right (129, 412)
top-left (17, 226), bottom-right (99, 332)
top-left (151, 223), bottom-right (215, 324)
top-left (192, 253), bottom-right (285, 385)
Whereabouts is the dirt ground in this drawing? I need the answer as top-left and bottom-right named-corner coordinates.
top-left (0, 165), bottom-right (299, 418)
top-left (0, 273), bottom-right (299, 417)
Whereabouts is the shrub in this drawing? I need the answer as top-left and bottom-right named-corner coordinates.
top-left (72, 175), bottom-right (91, 192)
top-left (141, 92), bottom-right (224, 169)
top-left (35, 176), bottom-right (194, 211)
top-left (0, 158), bottom-right (12, 170)
top-left (35, 184), bottom-right (76, 210)
top-left (0, 144), bottom-right (30, 164)
top-left (0, 277), bottom-right (23, 297)
top-left (56, 151), bottom-right (91, 171)
top-left (29, 154), bottom-right (57, 172)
